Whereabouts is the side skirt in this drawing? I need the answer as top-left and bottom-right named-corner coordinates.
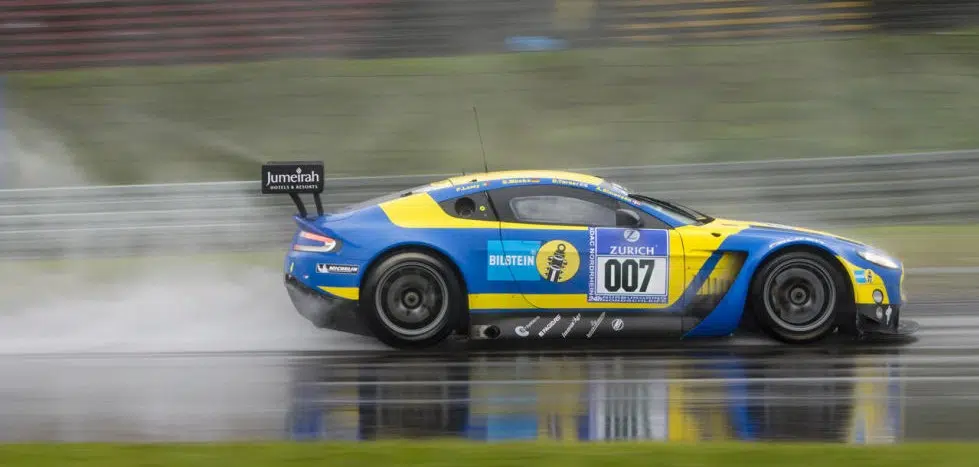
top-left (468, 311), bottom-right (700, 341)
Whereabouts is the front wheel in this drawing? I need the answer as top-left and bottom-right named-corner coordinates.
top-left (360, 251), bottom-right (465, 349)
top-left (750, 251), bottom-right (847, 344)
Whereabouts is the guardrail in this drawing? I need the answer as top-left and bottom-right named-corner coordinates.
top-left (1, 149), bottom-right (978, 259)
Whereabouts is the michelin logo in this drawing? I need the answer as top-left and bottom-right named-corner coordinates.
top-left (316, 264), bottom-right (359, 274)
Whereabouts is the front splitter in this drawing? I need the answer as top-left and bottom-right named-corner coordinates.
top-left (859, 318), bottom-right (920, 343)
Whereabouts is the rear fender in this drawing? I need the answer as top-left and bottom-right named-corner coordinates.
top-left (294, 216), bottom-right (333, 237)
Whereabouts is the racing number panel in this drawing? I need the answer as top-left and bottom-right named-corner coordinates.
top-left (484, 185), bottom-right (683, 313)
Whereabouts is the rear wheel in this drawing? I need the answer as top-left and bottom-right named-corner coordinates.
top-left (360, 251), bottom-right (464, 349)
top-left (750, 251), bottom-right (845, 343)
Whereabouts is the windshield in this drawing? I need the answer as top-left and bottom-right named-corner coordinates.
top-left (629, 193), bottom-right (713, 225)
top-left (597, 180), bottom-right (712, 225)
top-left (596, 180), bottom-right (705, 225)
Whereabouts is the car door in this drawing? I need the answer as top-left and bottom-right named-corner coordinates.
top-left (486, 184), bottom-right (684, 313)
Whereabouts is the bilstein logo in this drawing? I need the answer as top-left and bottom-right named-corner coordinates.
top-left (261, 161), bottom-right (325, 194)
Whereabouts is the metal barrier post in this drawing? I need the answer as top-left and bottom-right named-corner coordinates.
top-left (0, 74), bottom-right (7, 189)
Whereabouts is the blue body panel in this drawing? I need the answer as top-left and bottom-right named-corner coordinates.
top-left (283, 173), bottom-right (906, 341)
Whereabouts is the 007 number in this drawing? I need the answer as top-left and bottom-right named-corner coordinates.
top-left (604, 259), bottom-right (655, 293)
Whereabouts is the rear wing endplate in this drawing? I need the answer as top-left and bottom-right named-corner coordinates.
top-left (261, 160), bottom-right (325, 218)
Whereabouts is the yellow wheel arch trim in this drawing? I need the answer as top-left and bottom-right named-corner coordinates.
top-left (835, 255), bottom-right (892, 305)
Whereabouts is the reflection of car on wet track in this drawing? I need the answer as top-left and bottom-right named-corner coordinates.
top-left (286, 350), bottom-right (904, 443)
top-left (263, 161), bottom-right (918, 349)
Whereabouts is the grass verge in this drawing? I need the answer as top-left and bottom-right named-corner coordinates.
top-left (5, 33), bottom-right (979, 186)
top-left (2, 441), bottom-right (979, 467)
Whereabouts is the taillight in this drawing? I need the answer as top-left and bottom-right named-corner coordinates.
top-left (293, 230), bottom-right (338, 252)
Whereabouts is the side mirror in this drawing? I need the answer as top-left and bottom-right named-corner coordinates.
top-left (615, 208), bottom-right (642, 227)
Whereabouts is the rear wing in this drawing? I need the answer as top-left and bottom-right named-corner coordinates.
top-left (261, 161), bottom-right (325, 218)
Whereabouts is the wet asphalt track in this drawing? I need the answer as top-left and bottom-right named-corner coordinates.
top-left (2, 306), bottom-right (979, 443)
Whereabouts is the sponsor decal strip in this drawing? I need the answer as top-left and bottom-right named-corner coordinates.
top-left (486, 239), bottom-right (581, 283)
top-left (482, 312), bottom-right (639, 339)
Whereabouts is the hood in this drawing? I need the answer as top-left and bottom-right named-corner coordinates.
top-left (709, 218), bottom-right (868, 247)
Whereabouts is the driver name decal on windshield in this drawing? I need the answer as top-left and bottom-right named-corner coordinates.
top-left (587, 227), bottom-right (669, 304)
top-left (596, 185), bottom-right (641, 206)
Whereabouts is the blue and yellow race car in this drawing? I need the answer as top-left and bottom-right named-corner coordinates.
top-left (263, 161), bottom-right (918, 349)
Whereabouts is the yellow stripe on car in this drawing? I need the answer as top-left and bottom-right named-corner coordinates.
top-left (319, 286), bottom-right (360, 300)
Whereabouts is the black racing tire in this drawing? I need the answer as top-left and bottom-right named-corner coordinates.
top-left (359, 251), bottom-right (465, 349)
top-left (749, 251), bottom-right (846, 344)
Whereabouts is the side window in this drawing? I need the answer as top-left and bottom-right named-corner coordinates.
top-left (509, 195), bottom-right (616, 226)
top-left (438, 191), bottom-right (497, 221)
top-left (490, 184), bottom-right (672, 229)
top-left (490, 185), bottom-right (618, 227)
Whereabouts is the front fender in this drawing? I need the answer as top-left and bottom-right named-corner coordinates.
top-left (682, 234), bottom-right (859, 338)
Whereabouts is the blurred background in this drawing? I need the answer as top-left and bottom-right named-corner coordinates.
top-left (0, 1), bottom-right (977, 298)
top-left (0, 0), bottom-right (978, 446)
top-left (2, 0), bottom-right (979, 184)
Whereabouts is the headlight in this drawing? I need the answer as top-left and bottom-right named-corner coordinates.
top-left (857, 249), bottom-right (900, 269)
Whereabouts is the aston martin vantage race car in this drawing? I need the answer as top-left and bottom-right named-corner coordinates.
top-left (262, 161), bottom-right (918, 349)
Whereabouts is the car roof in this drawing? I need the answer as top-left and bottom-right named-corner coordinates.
top-left (334, 170), bottom-right (611, 215)
top-left (439, 169), bottom-right (606, 186)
